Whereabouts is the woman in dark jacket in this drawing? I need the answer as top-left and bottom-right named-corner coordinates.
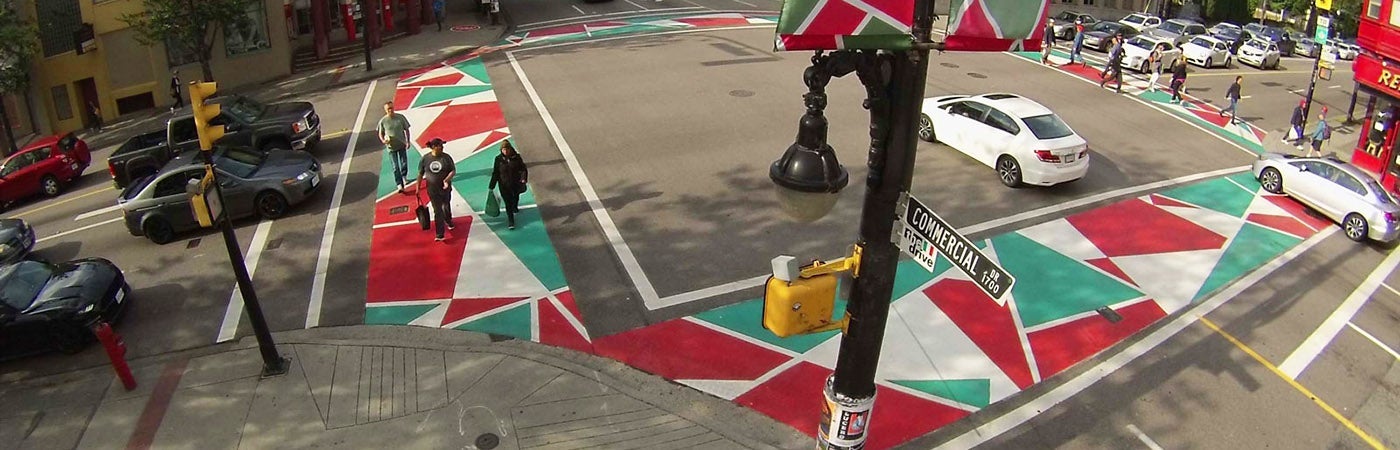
top-left (489, 140), bottom-right (529, 229)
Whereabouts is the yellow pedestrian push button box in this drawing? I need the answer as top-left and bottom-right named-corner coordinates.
top-left (762, 248), bottom-right (860, 338)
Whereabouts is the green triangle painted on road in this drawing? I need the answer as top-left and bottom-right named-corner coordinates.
top-left (992, 232), bottom-right (1144, 328)
top-left (1139, 89), bottom-right (1173, 103)
top-left (693, 296), bottom-right (847, 354)
top-left (590, 25), bottom-right (669, 38)
top-left (890, 379), bottom-right (991, 408)
top-left (377, 146), bottom-right (424, 198)
top-left (452, 147), bottom-right (565, 290)
top-left (1194, 223), bottom-right (1300, 301)
top-left (455, 302), bottom-right (532, 340)
top-left (891, 255), bottom-right (952, 304)
top-left (365, 304), bottom-right (438, 325)
top-left (450, 57), bottom-right (492, 85)
top-left (1227, 172), bottom-right (1262, 193)
top-left (1160, 177), bottom-right (1256, 217)
top-left (411, 85), bottom-right (494, 108)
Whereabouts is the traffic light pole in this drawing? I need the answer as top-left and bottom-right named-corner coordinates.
top-left (817, 1), bottom-right (933, 447)
top-left (1300, 5), bottom-right (1327, 137)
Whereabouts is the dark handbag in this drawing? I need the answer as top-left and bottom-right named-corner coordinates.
top-left (415, 185), bottom-right (430, 231)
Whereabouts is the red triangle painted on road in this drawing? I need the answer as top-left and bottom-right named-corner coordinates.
top-left (440, 296), bottom-right (528, 326)
top-left (393, 87), bottom-right (420, 111)
top-left (404, 73), bottom-right (465, 88)
top-left (1068, 198), bottom-right (1227, 257)
top-left (539, 299), bottom-right (593, 354)
top-left (1246, 213), bottom-right (1316, 239)
top-left (1087, 257), bottom-right (1137, 287)
top-left (1264, 195), bottom-right (1333, 230)
top-left (415, 103), bottom-right (508, 150)
top-left (1150, 194), bottom-right (1196, 209)
top-left (554, 290), bottom-right (583, 321)
top-left (473, 130), bottom-right (511, 152)
top-left (925, 279), bottom-right (1035, 389)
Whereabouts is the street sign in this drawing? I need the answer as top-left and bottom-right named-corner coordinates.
top-left (897, 194), bottom-right (1015, 303)
top-left (1315, 15), bottom-right (1331, 44)
top-left (1315, 0), bottom-right (1331, 11)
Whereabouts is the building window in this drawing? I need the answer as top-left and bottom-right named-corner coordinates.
top-left (35, 0), bottom-right (81, 57)
top-left (1390, 0), bottom-right (1400, 26)
top-left (1083, 0), bottom-right (1095, 5)
top-left (226, 2), bottom-right (272, 57)
top-left (1367, 0), bottom-right (1382, 19)
top-left (166, 38), bottom-right (198, 67)
top-left (50, 85), bottom-right (72, 121)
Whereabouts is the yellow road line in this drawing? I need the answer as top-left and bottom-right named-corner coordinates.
top-left (10, 185), bottom-right (114, 218)
top-left (322, 129), bottom-right (351, 140)
top-left (1200, 318), bottom-right (1387, 449)
top-left (1187, 70), bottom-right (1316, 77)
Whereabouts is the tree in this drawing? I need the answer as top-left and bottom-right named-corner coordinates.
top-left (0, 4), bottom-right (38, 156)
top-left (1207, 0), bottom-right (1254, 25)
top-left (120, 0), bottom-right (255, 82)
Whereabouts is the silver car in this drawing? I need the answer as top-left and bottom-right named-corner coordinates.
top-left (1252, 153), bottom-right (1400, 243)
top-left (118, 146), bottom-right (322, 244)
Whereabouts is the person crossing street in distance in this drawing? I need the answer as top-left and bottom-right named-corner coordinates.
top-left (1069, 20), bottom-right (1086, 66)
top-left (1221, 75), bottom-right (1242, 124)
top-left (378, 101), bottom-right (412, 194)
top-left (1099, 34), bottom-right (1125, 93)
top-left (1169, 54), bottom-right (1188, 103)
top-left (1041, 20), bottom-right (1056, 65)
top-left (1308, 108), bottom-right (1331, 157)
top-left (489, 140), bottom-right (529, 230)
top-left (419, 138), bottom-right (456, 241)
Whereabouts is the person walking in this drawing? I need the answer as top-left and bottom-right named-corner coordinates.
top-left (1285, 100), bottom-right (1306, 148)
top-left (169, 71), bottom-right (183, 110)
top-left (433, 0), bottom-right (445, 32)
top-left (1069, 20), bottom-right (1086, 66)
top-left (1146, 44), bottom-right (1164, 92)
top-left (1099, 34), bottom-right (1124, 93)
top-left (1308, 108), bottom-right (1331, 157)
top-left (378, 101), bottom-right (412, 194)
top-left (1221, 75), bottom-right (1242, 124)
top-left (1041, 21), bottom-right (1057, 65)
top-left (488, 141), bottom-right (529, 230)
top-left (418, 138), bottom-right (456, 241)
top-left (88, 101), bottom-right (103, 132)
top-left (1170, 54), bottom-right (1188, 103)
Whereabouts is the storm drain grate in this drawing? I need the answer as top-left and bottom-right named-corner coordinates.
top-left (1095, 306), bottom-right (1123, 323)
top-left (186, 239), bottom-right (201, 249)
top-left (389, 206), bottom-right (410, 215)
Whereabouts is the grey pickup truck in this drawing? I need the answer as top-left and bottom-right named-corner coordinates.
top-left (106, 95), bottom-right (321, 188)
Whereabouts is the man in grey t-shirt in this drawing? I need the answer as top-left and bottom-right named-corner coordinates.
top-left (378, 102), bottom-right (412, 193)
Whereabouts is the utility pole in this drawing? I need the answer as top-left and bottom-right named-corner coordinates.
top-left (1300, 2), bottom-right (1329, 135)
top-left (362, 0), bottom-right (375, 71)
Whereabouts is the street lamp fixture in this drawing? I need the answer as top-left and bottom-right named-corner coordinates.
top-left (770, 61), bottom-right (850, 222)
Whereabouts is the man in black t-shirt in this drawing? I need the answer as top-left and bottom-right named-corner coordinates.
top-left (418, 138), bottom-right (456, 241)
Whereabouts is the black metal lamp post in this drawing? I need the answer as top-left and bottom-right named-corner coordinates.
top-left (768, 0), bottom-right (935, 447)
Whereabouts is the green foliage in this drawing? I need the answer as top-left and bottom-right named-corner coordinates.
top-left (1207, 0), bottom-right (1254, 24)
top-left (1329, 0), bottom-right (1363, 37)
top-left (0, 5), bottom-right (39, 94)
top-left (119, 0), bottom-right (255, 80)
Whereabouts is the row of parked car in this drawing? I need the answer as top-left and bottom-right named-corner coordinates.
top-left (1049, 11), bottom-right (1360, 72)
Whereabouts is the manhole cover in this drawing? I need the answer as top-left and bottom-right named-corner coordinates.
top-left (451, 25), bottom-right (481, 32)
top-left (966, 72), bottom-right (987, 79)
top-left (729, 89), bottom-right (755, 98)
top-left (940, 62), bottom-right (960, 68)
top-left (186, 238), bottom-right (201, 249)
top-left (476, 433), bottom-right (500, 449)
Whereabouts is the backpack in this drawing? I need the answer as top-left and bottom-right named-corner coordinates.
top-left (1322, 123), bottom-right (1332, 140)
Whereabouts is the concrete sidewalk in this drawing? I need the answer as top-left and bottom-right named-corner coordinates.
top-left (0, 325), bottom-right (810, 449)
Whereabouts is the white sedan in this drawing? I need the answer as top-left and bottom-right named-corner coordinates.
top-left (1181, 35), bottom-right (1233, 68)
top-left (1237, 38), bottom-right (1281, 69)
top-left (918, 93), bottom-right (1089, 187)
top-left (1123, 35), bottom-right (1182, 73)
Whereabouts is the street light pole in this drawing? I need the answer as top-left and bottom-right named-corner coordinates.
top-left (1300, 5), bottom-right (1327, 135)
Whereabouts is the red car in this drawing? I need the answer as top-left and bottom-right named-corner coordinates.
top-left (0, 133), bottom-right (91, 208)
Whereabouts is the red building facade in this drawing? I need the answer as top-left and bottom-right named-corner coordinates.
top-left (1349, 0), bottom-right (1400, 191)
top-left (289, 0), bottom-right (430, 59)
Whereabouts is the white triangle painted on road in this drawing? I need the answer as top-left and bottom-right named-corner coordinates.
top-left (452, 210), bottom-right (549, 300)
top-left (408, 301), bottom-right (450, 328)
top-left (1246, 192), bottom-right (1293, 217)
top-left (1014, 218), bottom-right (1106, 262)
top-left (676, 379), bottom-right (758, 401)
top-left (890, 290), bottom-right (1022, 404)
top-left (447, 89), bottom-right (499, 106)
top-left (1158, 204), bottom-right (1247, 240)
top-left (1112, 248), bottom-right (1224, 314)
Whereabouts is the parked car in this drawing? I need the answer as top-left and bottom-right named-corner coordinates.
top-left (1253, 153), bottom-right (1400, 243)
top-left (1124, 35), bottom-right (1183, 73)
top-left (1119, 13), bottom-right (1162, 32)
top-left (1210, 25), bottom-right (1252, 53)
top-left (1249, 25), bottom-right (1295, 56)
top-left (1149, 19), bottom-right (1207, 46)
top-left (1237, 38), bottom-right (1282, 69)
top-left (1208, 22), bottom-right (1242, 37)
top-left (1182, 35), bottom-right (1234, 68)
top-left (918, 93), bottom-right (1089, 187)
top-left (0, 133), bottom-right (92, 210)
top-left (1327, 40), bottom-right (1359, 59)
top-left (1291, 32), bottom-right (1320, 58)
top-left (119, 146), bottom-right (322, 244)
top-left (172, 95), bottom-right (321, 154)
top-left (1050, 11), bottom-right (1098, 39)
top-left (1082, 21), bottom-right (1139, 52)
top-left (0, 219), bottom-right (35, 265)
top-left (107, 129), bottom-right (174, 189)
top-left (0, 258), bottom-right (130, 355)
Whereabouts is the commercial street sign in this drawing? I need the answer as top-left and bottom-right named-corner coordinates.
top-left (897, 193), bottom-right (1015, 303)
top-left (1315, 15), bottom-right (1330, 44)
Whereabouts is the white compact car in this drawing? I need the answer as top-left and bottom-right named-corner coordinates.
top-left (1236, 38), bottom-right (1281, 69)
top-left (918, 93), bottom-right (1089, 187)
top-left (1119, 13), bottom-right (1162, 32)
top-left (1182, 35), bottom-right (1233, 68)
top-left (1123, 35), bottom-right (1183, 73)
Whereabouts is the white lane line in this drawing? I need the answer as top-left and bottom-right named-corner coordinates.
top-left (216, 220), bottom-right (274, 343)
top-left (1125, 424), bottom-right (1165, 450)
top-left (1382, 282), bottom-right (1400, 299)
top-left (515, 7), bottom-right (703, 30)
top-left (623, 0), bottom-right (649, 10)
top-left (73, 204), bottom-right (121, 222)
top-left (508, 52), bottom-right (662, 307)
top-left (305, 79), bottom-right (376, 329)
top-left (1347, 322), bottom-right (1400, 360)
top-left (730, 0), bottom-right (758, 6)
top-left (936, 228), bottom-right (1336, 449)
top-left (650, 274), bottom-right (770, 309)
top-left (1329, 85), bottom-right (1342, 89)
top-left (1278, 247), bottom-right (1400, 379)
top-left (571, 5), bottom-right (586, 14)
top-left (372, 219), bottom-right (422, 230)
top-left (36, 217), bottom-right (123, 244)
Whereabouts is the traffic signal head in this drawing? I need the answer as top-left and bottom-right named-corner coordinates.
top-left (188, 81), bottom-right (224, 151)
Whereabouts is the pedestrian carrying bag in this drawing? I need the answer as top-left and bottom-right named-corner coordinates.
top-left (485, 189), bottom-right (501, 217)
top-left (415, 187), bottom-right (430, 231)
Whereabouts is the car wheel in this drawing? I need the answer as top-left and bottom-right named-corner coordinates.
top-left (918, 115), bottom-right (936, 142)
top-left (260, 141), bottom-right (291, 154)
top-left (52, 324), bottom-right (93, 354)
top-left (255, 191), bottom-right (289, 219)
top-left (1140, 61), bottom-right (1151, 74)
top-left (1205, 57), bottom-right (1213, 68)
top-left (143, 217), bottom-right (176, 245)
top-left (1344, 213), bottom-right (1369, 242)
top-left (41, 175), bottom-right (61, 197)
top-left (1259, 167), bottom-right (1284, 194)
top-left (996, 155), bottom-right (1022, 188)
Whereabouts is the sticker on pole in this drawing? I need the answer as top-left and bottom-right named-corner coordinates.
top-left (897, 193), bottom-right (1015, 303)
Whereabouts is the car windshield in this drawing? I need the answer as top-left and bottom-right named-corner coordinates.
top-left (212, 146), bottom-right (267, 178)
top-left (222, 97), bottom-right (265, 123)
top-left (1092, 22), bottom-right (1121, 33)
top-left (1122, 14), bottom-right (1148, 25)
top-left (1055, 11), bottom-right (1076, 22)
top-left (1159, 21), bottom-right (1186, 33)
top-left (121, 174), bottom-right (156, 200)
top-left (1189, 37), bottom-right (1213, 48)
top-left (1022, 114), bottom-right (1074, 140)
top-left (1245, 40), bottom-right (1268, 50)
top-left (1214, 28), bottom-right (1242, 40)
top-left (0, 261), bottom-right (54, 311)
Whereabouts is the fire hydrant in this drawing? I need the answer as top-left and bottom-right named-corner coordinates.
top-left (93, 322), bottom-right (137, 391)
